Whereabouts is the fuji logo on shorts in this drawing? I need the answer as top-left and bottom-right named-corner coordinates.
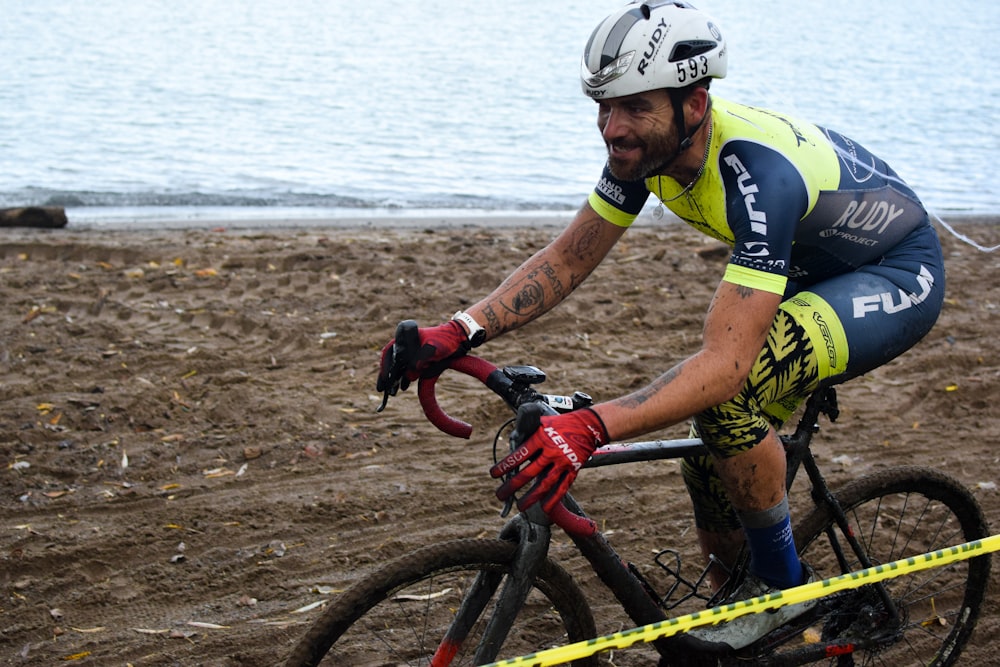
top-left (852, 265), bottom-right (935, 318)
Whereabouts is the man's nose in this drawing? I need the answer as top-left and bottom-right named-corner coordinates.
top-left (600, 107), bottom-right (627, 142)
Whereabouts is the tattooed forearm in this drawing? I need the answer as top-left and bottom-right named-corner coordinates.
top-left (477, 214), bottom-right (615, 334)
top-left (494, 260), bottom-right (564, 319)
top-left (538, 262), bottom-right (565, 301)
top-left (570, 218), bottom-right (604, 261)
top-left (619, 364), bottom-right (683, 409)
top-left (735, 284), bottom-right (754, 299)
top-left (482, 304), bottom-right (501, 336)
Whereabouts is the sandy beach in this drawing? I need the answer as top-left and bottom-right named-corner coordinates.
top-left (1, 214), bottom-right (998, 665)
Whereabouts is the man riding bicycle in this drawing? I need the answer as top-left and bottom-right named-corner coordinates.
top-left (377, 0), bottom-right (944, 650)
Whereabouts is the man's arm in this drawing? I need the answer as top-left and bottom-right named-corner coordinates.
top-left (464, 201), bottom-right (626, 340)
top-left (377, 202), bottom-right (624, 401)
top-left (594, 279), bottom-right (783, 440)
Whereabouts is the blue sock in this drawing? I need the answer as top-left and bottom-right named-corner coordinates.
top-left (739, 497), bottom-right (804, 590)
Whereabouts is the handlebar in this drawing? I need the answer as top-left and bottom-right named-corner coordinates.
top-left (417, 355), bottom-right (500, 439)
top-left (415, 355), bottom-right (598, 538)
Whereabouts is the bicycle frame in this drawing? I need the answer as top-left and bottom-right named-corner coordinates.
top-left (419, 359), bottom-right (910, 665)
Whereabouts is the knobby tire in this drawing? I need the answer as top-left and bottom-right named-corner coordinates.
top-left (283, 538), bottom-right (598, 667)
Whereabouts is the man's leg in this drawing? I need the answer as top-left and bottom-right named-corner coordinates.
top-left (714, 428), bottom-right (803, 589)
top-left (684, 306), bottom-right (821, 590)
top-left (684, 225), bottom-right (945, 647)
top-left (688, 430), bottom-right (792, 591)
top-left (681, 454), bottom-right (743, 591)
top-left (695, 528), bottom-right (743, 591)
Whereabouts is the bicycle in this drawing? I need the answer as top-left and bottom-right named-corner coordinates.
top-left (284, 354), bottom-right (991, 666)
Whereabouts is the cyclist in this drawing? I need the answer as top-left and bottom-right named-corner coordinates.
top-left (377, 0), bottom-right (944, 650)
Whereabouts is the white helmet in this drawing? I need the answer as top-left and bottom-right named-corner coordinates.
top-left (581, 1), bottom-right (727, 99)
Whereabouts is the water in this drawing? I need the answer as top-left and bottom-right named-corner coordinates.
top-left (1, 0), bottom-right (997, 226)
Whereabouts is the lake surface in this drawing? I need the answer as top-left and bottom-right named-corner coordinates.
top-left (1, 0), bottom-right (996, 225)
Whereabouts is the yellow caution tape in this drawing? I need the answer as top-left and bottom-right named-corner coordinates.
top-left (484, 533), bottom-right (1000, 667)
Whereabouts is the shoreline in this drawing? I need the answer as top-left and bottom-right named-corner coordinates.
top-left (12, 208), bottom-right (1000, 234)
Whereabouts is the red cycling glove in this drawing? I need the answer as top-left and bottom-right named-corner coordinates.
top-left (377, 320), bottom-right (471, 398)
top-left (490, 407), bottom-right (608, 514)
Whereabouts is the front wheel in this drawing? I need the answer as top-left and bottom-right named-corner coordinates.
top-left (283, 537), bottom-right (598, 667)
top-left (780, 466), bottom-right (990, 666)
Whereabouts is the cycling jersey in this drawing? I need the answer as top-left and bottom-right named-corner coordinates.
top-left (588, 96), bottom-right (931, 298)
top-left (585, 96), bottom-right (946, 533)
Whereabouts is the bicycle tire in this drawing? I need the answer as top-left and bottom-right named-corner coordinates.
top-left (283, 537), bottom-right (599, 667)
top-left (761, 465), bottom-right (990, 666)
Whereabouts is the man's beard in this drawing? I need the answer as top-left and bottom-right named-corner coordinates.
top-left (606, 126), bottom-right (679, 181)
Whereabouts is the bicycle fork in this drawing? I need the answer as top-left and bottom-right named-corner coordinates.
top-left (430, 508), bottom-right (554, 666)
top-left (430, 497), bottom-right (674, 666)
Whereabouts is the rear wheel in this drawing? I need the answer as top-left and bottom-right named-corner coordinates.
top-left (764, 466), bottom-right (990, 666)
top-left (283, 538), bottom-right (598, 666)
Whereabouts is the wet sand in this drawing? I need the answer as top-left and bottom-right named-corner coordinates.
top-left (1, 215), bottom-right (997, 665)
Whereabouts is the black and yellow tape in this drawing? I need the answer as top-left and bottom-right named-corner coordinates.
top-left (483, 534), bottom-right (1000, 667)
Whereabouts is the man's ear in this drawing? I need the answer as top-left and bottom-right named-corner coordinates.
top-left (685, 86), bottom-right (710, 126)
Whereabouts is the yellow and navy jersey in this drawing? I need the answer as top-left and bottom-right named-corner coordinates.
top-left (589, 96), bottom-right (930, 296)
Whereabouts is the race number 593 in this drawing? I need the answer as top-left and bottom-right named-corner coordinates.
top-left (676, 56), bottom-right (709, 83)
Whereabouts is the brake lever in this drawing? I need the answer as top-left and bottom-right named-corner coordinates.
top-left (495, 402), bottom-right (547, 518)
top-left (376, 320), bottom-right (420, 413)
top-left (499, 496), bottom-right (517, 518)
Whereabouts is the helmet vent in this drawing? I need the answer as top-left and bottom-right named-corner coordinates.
top-left (641, 1), bottom-right (693, 20)
top-left (669, 39), bottom-right (717, 62)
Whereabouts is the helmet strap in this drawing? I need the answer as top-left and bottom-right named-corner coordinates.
top-left (644, 89), bottom-right (712, 178)
top-left (670, 88), bottom-right (694, 152)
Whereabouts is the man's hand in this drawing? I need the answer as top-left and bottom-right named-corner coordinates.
top-left (491, 406), bottom-right (608, 513)
top-left (376, 320), bottom-right (471, 408)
